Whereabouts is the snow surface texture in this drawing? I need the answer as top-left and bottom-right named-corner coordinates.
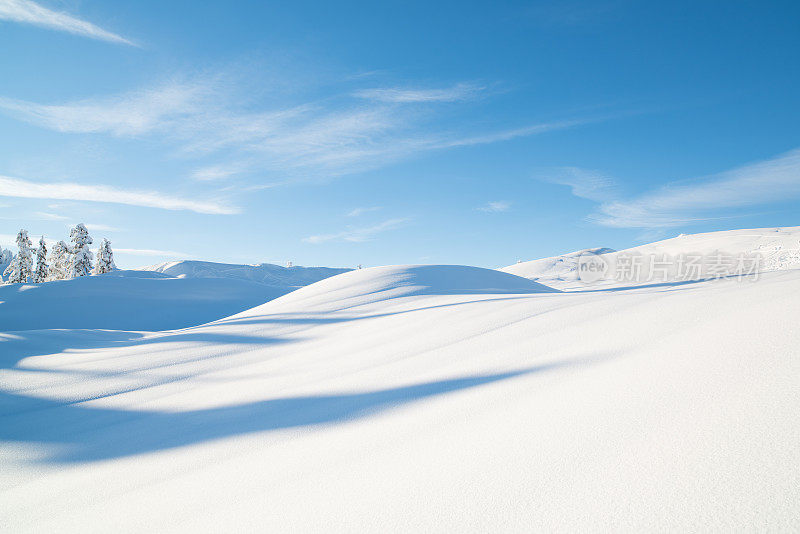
top-left (501, 247), bottom-right (616, 287)
top-left (0, 262), bottom-right (351, 331)
top-left (502, 226), bottom-right (800, 290)
top-left (141, 260), bottom-right (351, 288)
top-left (0, 270), bottom-right (292, 331)
top-left (1, 237), bottom-right (799, 531)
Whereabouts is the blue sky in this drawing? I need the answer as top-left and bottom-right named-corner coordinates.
top-left (1, 0), bottom-right (799, 269)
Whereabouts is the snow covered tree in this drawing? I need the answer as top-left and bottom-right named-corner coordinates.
top-left (47, 240), bottom-right (70, 281)
top-left (93, 238), bottom-right (116, 275)
top-left (3, 229), bottom-right (33, 284)
top-left (68, 223), bottom-right (93, 278)
top-left (0, 246), bottom-right (10, 273)
top-left (32, 236), bottom-right (48, 283)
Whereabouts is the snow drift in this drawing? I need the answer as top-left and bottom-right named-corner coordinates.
top-left (0, 270), bottom-right (290, 331)
top-left (141, 260), bottom-right (350, 288)
top-left (235, 264), bottom-right (559, 314)
top-left (0, 261), bottom-right (353, 332)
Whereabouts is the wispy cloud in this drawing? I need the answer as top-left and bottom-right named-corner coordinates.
top-left (0, 82), bottom-right (203, 136)
top-left (191, 164), bottom-right (242, 181)
top-left (0, 0), bottom-right (135, 45)
top-left (347, 206), bottom-right (381, 217)
top-left (544, 166), bottom-right (618, 202)
top-left (432, 119), bottom-right (592, 149)
top-left (0, 76), bottom-right (595, 184)
top-left (114, 248), bottom-right (187, 257)
top-left (32, 211), bottom-right (68, 220)
top-left (303, 217), bottom-right (410, 244)
top-left (353, 83), bottom-right (484, 103)
top-left (477, 201), bottom-right (511, 213)
top-left (84, 223), bottom-right (120, 232)
top-left (7, 212), bottom-right (121, 232)
top-left (590, 148), bottom-right (800, 228)
top-left (0, 175), bottom-right (238, 215)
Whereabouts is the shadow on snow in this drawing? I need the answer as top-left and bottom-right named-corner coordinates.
top-left (0, 358), bottom-right (602, 464)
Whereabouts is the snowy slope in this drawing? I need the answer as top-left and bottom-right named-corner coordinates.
top-left (501, 247), bottom-right (615, 286)
top-left (237, 264), bottom-right (559, 312)
top-left (1, 262), bottom-right (798, 531)
top-left (613, 225), bottom-right (800, 267)
top-left (0, 270), bottom-right (291, 331)
top-left (140, 260), bottom-right (350, 288)
top-left (502, 226), bottom-right (800, 289)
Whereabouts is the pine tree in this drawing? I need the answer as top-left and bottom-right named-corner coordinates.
top-left (0, 247), bottom-right (12, 267)
top-left (47, 241), bottom-right (70, 281)
top-left (32, 236), bottom-right (48, 283)
top-left (93, 238), bottom-right (116, 275)
top-left (3, 229), bottom-right (34, 284)
top-left (68, 224), bottom-right (93, 278)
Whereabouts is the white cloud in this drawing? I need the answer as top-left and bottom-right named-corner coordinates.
top-left (114, 248), bottom-right (187, 257)
top-left (591, 148), bottom-right (800, 228)
top-left (0, 82), bottom-right (204, 136)
top-left (353, 83), bottom-right (484, 103)
top-left (545, 167), bottom-right (618, 202)
top-left (84, 223), bottom-right (120, 232)
top-left (0, 0), bottom-right (135, 45)
top-left (434, 119), bottom-right (591, 149)
top-left (347, 206), bottom-right (381, 217)
top-left (477, 201), bottom-right (511, 213)
top-left (304, 218), bottom-right (410, 244)
top-left (0, 76), bottom-right (596, 184)
top-left (0, 175), bottom-right (238, 215)
top-left (191, 164), bottom-right (242, 181)
top-left (32, 211), bottom-right (68, 220)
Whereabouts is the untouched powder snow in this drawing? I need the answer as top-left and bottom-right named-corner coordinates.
top-left (0, 270), bottom-right (292, 331)
top-left (243, 264), bottom-right (560, 310)
top-left (1, 260), bottom-right (799, 531)
top-left (140, 260), bottom-right (351, 288)
top-left (0, 260), bottom-right (354, 332)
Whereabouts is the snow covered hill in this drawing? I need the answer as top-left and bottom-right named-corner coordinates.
top-left (0, 261), bottom-right (352, 332)
top-left (140, 260), bottom-right (350, 289)
top-left (500, 247), bottom-right (616, 286)
top-left (0, 270), bottom-right (291, 331)
top-left (502, 226), bottom-right (800, 290)
top-left (236, 264), bottom-right (559, 312)
top-left (2, 260), bottom-right (798, 531)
